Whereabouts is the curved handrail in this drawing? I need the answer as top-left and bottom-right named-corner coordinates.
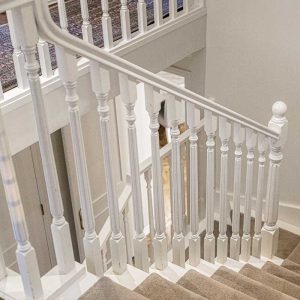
top-left (28, 0), bottom-right (279, 140)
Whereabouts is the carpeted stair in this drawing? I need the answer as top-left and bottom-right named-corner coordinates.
top-left (80, 240), bottom-right (300, 300)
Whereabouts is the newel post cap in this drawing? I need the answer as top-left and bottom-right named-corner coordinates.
top-left (269, 101), bottom-right (288, 147)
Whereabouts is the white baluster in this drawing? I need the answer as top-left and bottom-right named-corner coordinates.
top-left (0, 99), bottom-right (43, 297)
top-left (101, 0), bottom-right (113, 49)
top-left (144, 84), bottom-right (168, 270)
top-left (80, 0), bottom-right (93, 43)
top-left (241, 129), bottom-right (257, 262)
top-left (90, 62), bottom-right (127, 274)
top-left (57, 0), bottom-right (68, 32)
top-left (252, 134), bottom-right (268, 258)
top-left (185, 0), bottom-right (192, 13)
top-left (120, 0), bottom-right (131, 42)
top-left (154, 0), bottom-right (163, 26)
top-left (119, 73), bottom-right (149, 271)
top-left (6, 10), bottom-right (28, 89)
top-left (56, 47), bottom-right (103, 276)
top-left (230, 123), bottom-right (245, 260)
top-left (166, 94), bottom-right (185, 267)
top-left (187, 103), bottom-right (200, 266)
top-left (123, 204), bottom-right (134, 265)
top-left (144, 169), bottom-right (155, 264)
top-left (204, 110), bottom-right (217, 263)
top-left (37, 39), bottom-right (53, 78)
top-left (181, 142), bottom-right (187, 234)
top-left (137, 0), bottom-right (147, 34)
top-left (0, 82), bottom-right (7, 281)
top-left (12, 5), bottom-right (75, 274)
top-left (261, 101), bottom-right (288, 258)
top-left (102, 244), bottom-right (108, 272)
top-left (169, 0), bottom-right (177, 19)
top-left (217, 116), bottom-right (231, 264)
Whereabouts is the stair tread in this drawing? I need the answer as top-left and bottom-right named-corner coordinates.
top-left (79, 276), bottom-right (149, 300)
top-left (287, 242), bottom-right (300, 265)
top-left (240, 264), bottom-right (300, 299)
top-left (212, 266), bottom-right (294, 299)
top-left (282, 259), bottom-right (300, 275)
top-left (262, 261), bottom-right (300, 286)
top-left (177, 269), bottom-right (253, 299)
top-left (134, 273), bottom-right (206, 300)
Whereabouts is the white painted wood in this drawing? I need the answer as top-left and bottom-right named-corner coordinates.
top-left (137, 0), bottom-right (147, 34)
top-left (119, 73), bottom-right (149, 272)
top-left (230, 123), bottom-right (245, 261)
top-left (187, 103), bottom-right (200, 267)
top-left (252, 134), bottom-right (268, 258)
top-left (144, 84), bottom-right (168, 270)
top-left (6, 10), bottom-right (28, 89)
top-left (101, 0), bottom-right (114, 49)
top-left (144, 169), bottom-right (155, 264)
top-left (90, 63), bottom-right (127, 274)
top-left (169, 0), bottom-right (177, 19)
top-left (37, 39), bottom-right (53, 78)
top-left (154, 0), bottom-right (163, 26)
top-left (12, 4), bottom-right (76, 274)
top-left (123, 203), bottom-right (134, 265)
top-left (80, 0), bottom-right (93, 43)
top-left (217, 116), bottom-right (231, 264)
top-left (56, 47), bottom-right (103, 277)
top-left (120, 0), bottom-right (131, 41)
top-left (57, 0), bottom-right (68, 32)
top-left (262, 101), bottom-right (288, 259)
top-left (241, 128), bottom-right (257, 262)
top-left (0, 107), bottom-right (43, 298)
top-left (166, 94), bottom-right (185, 268)
top-left (204, 110), bottom-right (217, 263)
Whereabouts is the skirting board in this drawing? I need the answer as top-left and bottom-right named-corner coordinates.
top-left (214, 190), bottom-right (300, 235)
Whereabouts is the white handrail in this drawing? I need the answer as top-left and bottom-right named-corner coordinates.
top-left (27, 0), bottom-right (279, 139)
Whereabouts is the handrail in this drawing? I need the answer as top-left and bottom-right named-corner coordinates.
top-left (29, 0), bottom-right (279, 140)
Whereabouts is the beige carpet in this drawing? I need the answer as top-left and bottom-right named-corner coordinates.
top-left (79, 276), bottom-right (149, 300)
top-left (212, 266), bottom-right (293, 299)
top-left (240, 264), bottom-right (300, 299)
top-left (134, 273), bottom-right (205, 300)
top-left (282, 259), bottom-right (300, 275)
top-left (177, 269), bottom-right (253, 299)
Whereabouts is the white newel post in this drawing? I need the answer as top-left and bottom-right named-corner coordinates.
top-left (0, 94), bottom-right (43, 298)
top-left (101, 0), bottom-right (114, 49)
top-left (120, 0), bottom-right (131, 41)
top-left (144, 169), bottom-right (155, 263)
top-left (13, 5), bottom-right (76, 274)
top-left (154, 0), bottom-right (163, 26)
top-left (204, 110), bottom-right (217, 263)
top-left (56, 47), bottom-right (103, 276)
top-left (230, 123), bottom-right (245, 260)
top-left (169, 0), bottom-right (177, 19)
top-left (137, 0), bottom-right (147, 34)
top-left (187, 103), bottom-right (200, 266)
top-left (252, 134), bottom-right (268, 258)
top-left (241, 129), bottom-right (257, 262)
top-left (217, 116), bottom-right (231, 264)
top-left (6, 10), bottom-right (28, 89)
top-left (119, 73), bottom-right (149, 272)
top-left (261, 101), bottom-right (288, 259)
top-left (166, 94), bottom-right (185, 267)
top-left (144, 84), bottom-right (168, 270)
top-left (37, 39), bottom-right (53, 78)
top-left (80, 0), bottom-right (93, 43)
top-left (90, 63), bottom-right (127, 274)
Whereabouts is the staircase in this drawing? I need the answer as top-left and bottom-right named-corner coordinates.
top-left (0, 0), bottom-right (295, 299)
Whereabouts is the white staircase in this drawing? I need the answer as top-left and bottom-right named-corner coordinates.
top-left (0, 0), bottom-right (289, 299)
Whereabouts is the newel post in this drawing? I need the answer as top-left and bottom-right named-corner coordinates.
top-left (261, 101), bottom-right (288, 259)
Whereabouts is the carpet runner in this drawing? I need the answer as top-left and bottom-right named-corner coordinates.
top-left (80, 239), bottom-right (300, 300)
top-left (0, 0), bottom-right (183, 92)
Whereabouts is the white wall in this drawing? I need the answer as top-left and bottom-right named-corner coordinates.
top-left (205, 0), bottom-right (300, 228)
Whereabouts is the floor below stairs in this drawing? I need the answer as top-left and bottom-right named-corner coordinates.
top-left (80, 237), bottom-right (300, 300)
